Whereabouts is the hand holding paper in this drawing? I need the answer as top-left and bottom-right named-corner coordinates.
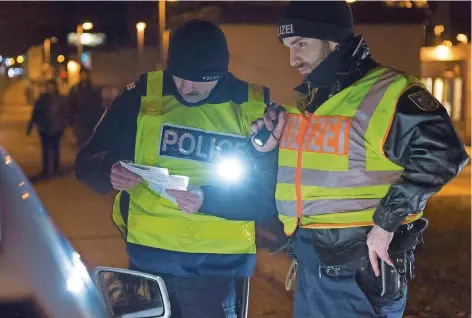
top-left (119, 161), bottom-right (189, 204)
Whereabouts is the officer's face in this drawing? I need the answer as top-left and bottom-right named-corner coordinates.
top-left (173, 76), bottom-right (218, 104)
top-left (282, 36), bottom-right (337, 77)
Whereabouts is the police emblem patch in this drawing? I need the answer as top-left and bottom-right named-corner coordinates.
top-left (126, 81), bottom-right (136, 91)
top-left (408, 89), bottom-right (439, 111)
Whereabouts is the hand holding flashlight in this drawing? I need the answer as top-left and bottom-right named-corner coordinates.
top-left (251, 102), bottom-right (287, 152)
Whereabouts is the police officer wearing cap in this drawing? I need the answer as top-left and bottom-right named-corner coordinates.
top-left (171, 3), bottom-right (469, 317)
top-left (76, 20), bottom-right (272, 318)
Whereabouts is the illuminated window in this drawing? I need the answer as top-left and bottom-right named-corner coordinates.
top-left (443, 78), bottom-right (453, 116)
top-left (452, 78), bottom-right (463, 121)
top-left (433, 78), bottom-right (450, 115)
top-left (433, 78), bottom-right (443, 101)
top-left (421, 77), bottom-right (433, 93)
top-left (384, 0), bottom-right (428, 8)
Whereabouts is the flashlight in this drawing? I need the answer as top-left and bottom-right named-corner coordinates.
top-left (217, 158), bottom-right (245, 182)
top-left (253, 106), bottom-right (285, 147)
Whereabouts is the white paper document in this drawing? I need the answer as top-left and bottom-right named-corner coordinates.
top-left (119, 161), bottom-right (189, 204)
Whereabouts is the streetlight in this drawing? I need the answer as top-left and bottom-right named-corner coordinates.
top-left (158, 0), bottom-right (166, 67)
top-left (136, 22), bottom-right (147, 53)
top-left (57, 55), bottom-right (65, 63)
top-left (136, 22), bottom-right (147, 76)
top-left (43, 37), bottom-right (58, 67)
top-left (82, 22), bottom-right (93, 31)
top-left (42, 37), bottom-right (57, 80)
top-left (456, 34), bottom-right (468, 45)
top-left (157, 0), bottom-right (177, 67)
top-left (434, 25), bottom-right (445, 45)
top-left (77, 22), bottom-right (93, 61)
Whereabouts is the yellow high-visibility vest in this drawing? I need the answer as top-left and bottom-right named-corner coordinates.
top-left (276, 67), bottom-right (423, 235)
top-left (113, 71), bottom-right (266, 254)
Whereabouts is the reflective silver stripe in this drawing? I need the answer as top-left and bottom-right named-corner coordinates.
top-left (277, 69), bottom-right (402, 189)
top-left (276, 200), bottom-right (296, 216)
top-left (277, 198), bottom-right (381, 217)
top-left (348, 69), bottom-right (398, 169)
top-left (277, 166), bottom-right (402, 188)
top-left (276, 69), bottom-right (401, 218)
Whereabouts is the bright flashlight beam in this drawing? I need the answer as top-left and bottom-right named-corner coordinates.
top-left (217, 158), bottom-right (244, 182)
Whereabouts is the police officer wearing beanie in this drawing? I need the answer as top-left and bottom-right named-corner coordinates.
top-left (257, 2), bottom-right (468, 317)
top-left (76, 20), bottom-right (272, 317)
top-left (175, 2), bottom-right (469, 317)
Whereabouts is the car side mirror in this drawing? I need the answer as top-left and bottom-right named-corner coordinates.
top-left (94, 267), bottom-right (171, 318)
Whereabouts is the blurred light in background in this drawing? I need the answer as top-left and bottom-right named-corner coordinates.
top-left (434, 25), bottom-right (445, 37)
top-left (7, 67), bottom-right (24, 78)
top-left (136, 22), bottom-right (147, 32)
top-left (81, 52), bottom-right (91, 69)
top-left (16, 55), bottom-right (24, 64)
top-left (5, 58), bottom-right (15, 67)
top-left (433, 78), bottom-right (444, 104)
top-left (67, 60), bottom-right (80, 73)
top-left (434, 45), bottom-right (451, 60)
top-left (442, 40), bottom-right (453, 48)
top-left (82, 22), bottom-right (93, 31)
top-left (67, 32), bottom-right (106, 47)
top-left (57, 54), bottom-right (65, 63)
top-left (456, 34), bottom-right (468, 45)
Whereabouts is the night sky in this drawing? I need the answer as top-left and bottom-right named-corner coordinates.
top-left (0, 2), bottom-right (134, 56)
top-left (0, 1), bottom-right (470, 57)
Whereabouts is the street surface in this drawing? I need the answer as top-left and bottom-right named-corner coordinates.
top-left (0, 82), bottom-right (470, 317)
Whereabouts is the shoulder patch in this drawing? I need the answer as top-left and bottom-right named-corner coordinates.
top-left (126, 81), bottom-right (136, 91)
top-left (408, 89), bottom-right (439, 112)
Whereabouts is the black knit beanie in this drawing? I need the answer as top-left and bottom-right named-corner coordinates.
top-left (167, 20), bottom-right (229, 82)
top-left (278, 1), bottom-right (354, 43)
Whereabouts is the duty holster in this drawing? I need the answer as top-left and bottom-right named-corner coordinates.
top-left (380, 217), bottom-right (428, 298)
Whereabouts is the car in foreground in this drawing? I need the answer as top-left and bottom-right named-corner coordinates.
top-left (0, 147), bottom-right (171, 318)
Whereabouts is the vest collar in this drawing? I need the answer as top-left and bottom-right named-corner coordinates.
top-left (295, 35), bottom-right (378, 97)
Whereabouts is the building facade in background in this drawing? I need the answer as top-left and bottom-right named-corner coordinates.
top-left (13, 1), bottom-right (469, 143)
top-left (420, 43), bottom-right (471, 143)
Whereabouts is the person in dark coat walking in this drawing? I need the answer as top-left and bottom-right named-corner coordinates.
top-left (27, 80), bottom-right (68, 175)
top-left (68, 68), bottom-right (104, 150)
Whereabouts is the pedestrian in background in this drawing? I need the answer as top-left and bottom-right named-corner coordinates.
top-left (68, 67), bottom-right (103, 150)
top-left (27, 80), bottom-right (68, 175)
